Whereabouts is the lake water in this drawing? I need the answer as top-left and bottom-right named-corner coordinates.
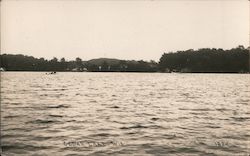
top-left (1, 72), bottom-right (250, 156)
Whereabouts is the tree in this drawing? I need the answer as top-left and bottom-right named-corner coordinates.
top-left (51, 57), bottom-right (58, 62)
top-left (60, 57), bottom-right (66, 62)
top-left (75, 57), bottom-right (83, 71)
top-left (101, 61), bottom-right (109, 71)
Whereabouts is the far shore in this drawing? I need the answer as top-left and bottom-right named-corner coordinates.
top-left (1, 46), bottom-right (249, 73)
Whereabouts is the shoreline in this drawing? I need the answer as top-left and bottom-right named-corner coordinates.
top-left (1, 71), bottom-right (249, 74)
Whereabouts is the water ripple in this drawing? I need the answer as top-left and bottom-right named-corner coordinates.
top-left (1, 72), bottom-right (249, 155)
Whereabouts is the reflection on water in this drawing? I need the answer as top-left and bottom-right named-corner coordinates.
top-left (1, 72), bottom-right (250, 156)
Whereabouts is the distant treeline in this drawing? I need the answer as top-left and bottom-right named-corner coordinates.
top-left (0, 45), bottom-right (249, 73)
top-left (0, 55), bottom-right (158, 72)
top-left (159, 45), bottom-right (249, 73)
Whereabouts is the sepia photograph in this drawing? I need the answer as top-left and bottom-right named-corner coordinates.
top-left (0, 0), bottom-right (249, 155)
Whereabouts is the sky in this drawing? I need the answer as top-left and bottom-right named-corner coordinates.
top-left (1, 0), bottom-right (249, 61)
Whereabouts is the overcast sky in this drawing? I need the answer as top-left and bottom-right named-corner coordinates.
top-left (1, 0), bottom-right (249, 61)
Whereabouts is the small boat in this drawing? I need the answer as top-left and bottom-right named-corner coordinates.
top-left (46, 71), bottom-right (57, 75)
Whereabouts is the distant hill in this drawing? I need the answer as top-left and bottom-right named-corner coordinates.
top-left (87, 58), bottom-right (121, 66)
top-left (87, 58), bottom-right (141, 66)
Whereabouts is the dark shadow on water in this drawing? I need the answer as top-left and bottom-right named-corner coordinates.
top-left (46, 104), bottom-right (70, 109)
